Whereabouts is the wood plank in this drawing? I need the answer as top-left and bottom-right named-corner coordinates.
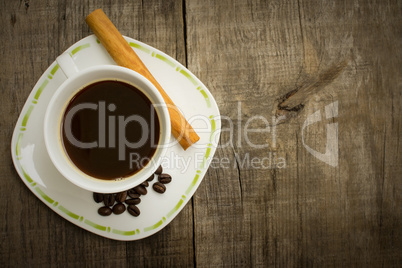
top-left (186, 0), bottom-right (401, 266)
top-left (0, 0), bottom-right (193, 266)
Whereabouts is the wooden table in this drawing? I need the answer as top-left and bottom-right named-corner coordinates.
top-left (1, 0), bottom-right (401, 266)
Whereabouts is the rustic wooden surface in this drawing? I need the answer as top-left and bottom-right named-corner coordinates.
top-left (1, 0), bottom-right (401, 266)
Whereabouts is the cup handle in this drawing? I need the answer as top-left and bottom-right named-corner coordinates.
top-left (56, 52), bottom-right (80, 78)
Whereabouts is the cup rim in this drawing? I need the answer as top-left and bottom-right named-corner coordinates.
top-left (44, 65), bottom-right (171, 193)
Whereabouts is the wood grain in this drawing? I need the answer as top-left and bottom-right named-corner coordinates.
top-left (186, 0), bottom-right (401, 266)
top-left (1, 0), bottom-right (401, 267)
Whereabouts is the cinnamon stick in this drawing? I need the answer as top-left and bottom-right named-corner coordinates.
top-left (85, 9), bottom-right (200, 150)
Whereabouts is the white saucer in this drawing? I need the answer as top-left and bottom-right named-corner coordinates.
top-left (11, 35), bottom-right (221, 241)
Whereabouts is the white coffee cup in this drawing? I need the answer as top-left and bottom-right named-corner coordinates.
top-left (44, 53), bottom-right (171, 193)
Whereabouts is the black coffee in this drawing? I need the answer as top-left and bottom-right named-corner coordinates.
top-left (61, 80), bottom-right (160, 180)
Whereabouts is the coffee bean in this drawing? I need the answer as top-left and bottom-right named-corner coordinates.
top-left (127, 189), bottom-right (140, 198)
top-left (103, 194), bottom-right (115, 206)
top-left (141, 181), bottom-right (149, 187)
top-left (112, 203), bottom-right (126, 215)
top-left (93, 192), bottom-right (104, 203)
top-left (115, 191), bottom-right (127, 203)
top-left (125, 198), bottom-right (141, 205)
top-left (134, 185), bottom-right (147, 195)
top-left (146, 174), bottom-right (154, 181)
top-left (155, 165), bottom-right (163, 175)
top-left (153, 182), bottom-right (166, 193)
top-left (127, 205), bottom-right (140, 217)
top-left (98, 206), bottom-right (112, 216)
top-left (158, 174), bottom-right (172, 184)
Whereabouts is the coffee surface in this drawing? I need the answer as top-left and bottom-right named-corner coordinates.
top-left (61, 80), bottom-right (160, 180)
